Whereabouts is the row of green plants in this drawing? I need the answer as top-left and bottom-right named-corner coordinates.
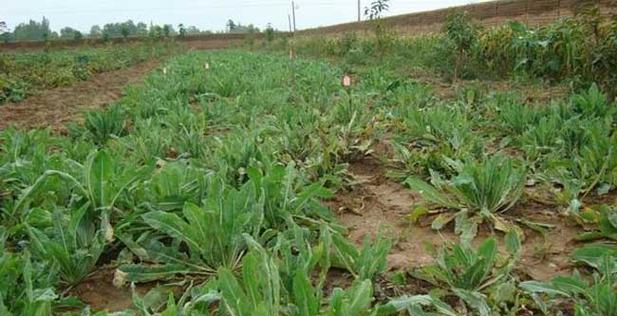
top-left (0, 50), bottom-right (390, 314)
top-left (0, 41), bottom-right (182, 104)
top-left (277, 7), bottom-right (617, 97)
top-left (381, 83), bottom-right (616, 237)
top-left (1, 50), bottom-right (616, 315)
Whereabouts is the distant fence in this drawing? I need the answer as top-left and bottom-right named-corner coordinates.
top-left (301, 0), bottom-right (617, 35)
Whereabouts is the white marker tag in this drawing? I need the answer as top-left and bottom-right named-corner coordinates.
top-left (342, 74), bottom-right (352, 87)
top-left (205, 62), bottom-right (210, 70)
top-left (163, 67), bottom-right (167, 75)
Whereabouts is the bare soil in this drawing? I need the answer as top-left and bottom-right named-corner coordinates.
top-left (327, 158), bottom-right (457, 269)
top-left (70, 268), bottom-right (152, 312)
top-left (329, 155), bottom-right (581, 282)
top-left (0, 59), bottom-right (160, 132)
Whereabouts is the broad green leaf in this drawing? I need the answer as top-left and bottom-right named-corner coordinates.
top-left (453, 289), bottom-right (490, 316)
top-left (218, 268), bottom-right (250, 316)
top-left (292, 270), bottom-right (319, 316)
top-left (142, 211), bottom-right (203, 253)
top-left (377, 295), bottom-right (457, 316)
top-left (504, 229), bottom-right (521, 256)
top-left (405, 177), bottom-right (457, 209)
top-left (86, 150), bottom-right (113, 209)
top-left (520, 281), bottom-right (571, 297)
top-left (343, 280), bottom-right (373, 316)
top-left (572, 244), bottom-right (617, 269)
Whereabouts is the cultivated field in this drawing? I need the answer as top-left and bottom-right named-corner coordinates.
top-left (1, 4), bottom-right (617, 316)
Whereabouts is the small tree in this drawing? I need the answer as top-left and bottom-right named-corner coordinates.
top-left (264, 23), bottom-right (275, 42)
top-left (89, 25), bottom-right (101, 38)
top-left (149, 25), bottom-right (162, 39)
top-left (186, 26), bottom-right (200, 35)
top-left (226, 19), bottom-right (236, 33)
top-left (0, 21), bottom-right (11, 43)
top-left (364, 0), bottom-right (390, 20)
top-left (60, 27), bottom-right (82, 40)
top-left (120, 25), bottom-right (130, 39)
top-left (162, 24), bottom-right (174, 37)
top-left (178, 23), bottom-right (186, 37)
top-left (363, 0), bottom-right (393, 53)
top-left (443, 11), bottom-right (479, 81)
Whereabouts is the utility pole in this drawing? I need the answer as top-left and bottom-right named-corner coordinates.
top-left (357, 0), bottom-right (361, 22)
top-left (291, 1), bottom-right (297, 32)
top-left (288, 14), bottom-right (293, 33)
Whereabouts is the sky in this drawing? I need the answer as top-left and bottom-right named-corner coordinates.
top-left (2, 0), bottom-right (487, 33)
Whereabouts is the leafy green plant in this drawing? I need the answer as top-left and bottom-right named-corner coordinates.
top-left (13, 150), bottom-right (143, 224)
top-left (405, 155), bottom-right (526, 236)
top-left (216, 236), bottom-right (281, 316)
top-left (419, 238), bottom-right (498, 290)
top-left (521, 244), bottom-right (617, 315)
top-left (0, 228), bottom-right (57, 315)
top-left (141, 161), bottom-right (207, 212)
top-left (571, 83), bottom-right (614, 118)
top-left (411, 233), bottom-right (522, 315)
top-left (547, 123), bottom-right (617, 207)
top-left (81, 105), bottom-right (129, 144)
top-left (119, 177), bottom-right (264, 282)
top-left (520, 115), bottom-right (564, 162)
top-left (577, 205), bottom-right (617, 241)
top-left (494, 98), bottom-right (538, 136)
top-left (388, 103), bottom-right (481, 179)
top-left (325, 280), bottom-right (376, 316)
top-left (27, 206), bottom-right (105, 285)
top-left (364, 0), bottom-right (390, 20)
top-left (378, 294), bottom-right (457, 315)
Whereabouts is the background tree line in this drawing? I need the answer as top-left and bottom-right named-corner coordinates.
top-left (0, 17), bottom-right (271, 43)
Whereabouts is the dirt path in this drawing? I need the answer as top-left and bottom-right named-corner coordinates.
top-left (329, 157), bottom-right (579, 281)
top-left (0, 59), bottom-right (160, 132)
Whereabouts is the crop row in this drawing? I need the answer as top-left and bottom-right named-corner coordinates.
top-left (0, 42), bottom-right (182, 104)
